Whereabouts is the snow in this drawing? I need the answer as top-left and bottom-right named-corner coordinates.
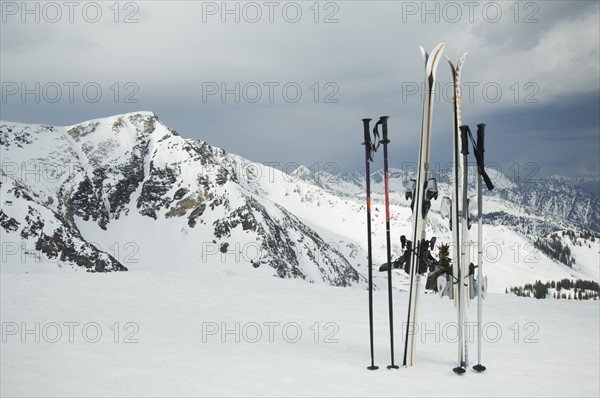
top-left (2, 113), bottom-right (600, 396)
top-left (1, 268), bottom-right (598, 397)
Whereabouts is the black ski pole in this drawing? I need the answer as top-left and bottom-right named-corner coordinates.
top-left (362, 118), bottom-right (379, 371)
top-left (377, 116), bottom-right (399, 369)
top-left (473, 123), bottom-right (492, 373)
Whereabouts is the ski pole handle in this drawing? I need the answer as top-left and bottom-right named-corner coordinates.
top-left (476, 123), bottom-right (486, 161)
top-left (362, 118), bottom-right (372, 145)
top-left (475, 123), bottom-right (494, 191)
top-left (459, 125), bottom-right (470, 155)
top-left (379, 116), bottom-right (390, 143)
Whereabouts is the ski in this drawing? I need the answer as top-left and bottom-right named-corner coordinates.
top-left (402, 42), bottom-right (445, 368)
top-left (361, 118), bottom-right (379, 371)
top-left (457, 124), bottom-right (473, 374)
top-left (445, 53), bottom-right (469, 375)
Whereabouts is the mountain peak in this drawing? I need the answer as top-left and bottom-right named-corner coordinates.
top-left (290, 165), bottom-right (312, 177)
top-left (1, 116), bottom-right (365, 287)
top-left (64, 111), bottom-right (158, 128)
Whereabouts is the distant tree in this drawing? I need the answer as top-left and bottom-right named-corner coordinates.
top-left (533, 280), bottom-right (547, 299)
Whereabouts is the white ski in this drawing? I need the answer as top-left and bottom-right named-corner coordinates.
top-left (402, 42), bottom-right (445, 368)
top-left (445, 52), bottom-right (469, 374)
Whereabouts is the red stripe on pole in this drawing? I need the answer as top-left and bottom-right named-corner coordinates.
top-left (385, 173), bottom-right (390, 221)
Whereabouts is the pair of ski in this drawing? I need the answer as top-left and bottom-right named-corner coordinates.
top-left (443, 52), bottom-right (495, 375)
top-left (362, 116), bottom-right (400, 371)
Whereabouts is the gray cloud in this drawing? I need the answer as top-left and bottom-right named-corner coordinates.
top-left (1, 0), bottom-right (598, 179)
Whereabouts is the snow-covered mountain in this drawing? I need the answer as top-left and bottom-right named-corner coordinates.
top-left (1, 112), bottom-right (598, 292)
top-left (550, 175), bottom-right (600, 196)
top-left (0, 112), bottom-right (363, 286)
top-left (296, 166), bottom-right (600, 235)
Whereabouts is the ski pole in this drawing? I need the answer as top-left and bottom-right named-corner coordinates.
top-left (377, 116), bottom-right (399, 370)
top-left (473, 123), bottom-right (488, 372)
top-left (458, 124), bottom-right (472, 372)
top-left (362, 118), bottom-right (379, 371)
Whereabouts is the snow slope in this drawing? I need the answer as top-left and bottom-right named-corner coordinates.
top-left (1, 268), bottom-right (598, 397)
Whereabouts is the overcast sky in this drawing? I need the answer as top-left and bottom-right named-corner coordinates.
top-left (1, 0), bottom-right (599, 180)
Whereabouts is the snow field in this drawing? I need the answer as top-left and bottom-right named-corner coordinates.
top-left (1, 268), bottom-right (598, 397)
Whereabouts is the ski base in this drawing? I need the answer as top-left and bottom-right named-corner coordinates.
top-left (367, 365), bottom-right (379, 371)
top-left (452, 366), bottom-right (467, 375)
top-left (387, 365), bottom-right (400, 370)
top-left (473, 364), bottom-right (486, 372)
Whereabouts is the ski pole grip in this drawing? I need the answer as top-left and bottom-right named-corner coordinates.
top-left (459, 125), bottom-right (470, 155)
top-left (379, 116), bottom-right (390, 143)
top-left (477, 123), bottom-right (486, 156)
top-left (362, 118), bottom-right (372, 145)
top-left (475, 123), bottom-right (494, 190)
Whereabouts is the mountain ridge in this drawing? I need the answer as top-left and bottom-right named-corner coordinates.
top-left (0, 112), bottom-right (364, 286)
top-left (1, 112), bottom-right (598, 291)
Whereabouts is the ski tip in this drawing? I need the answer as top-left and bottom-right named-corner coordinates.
top-left (452, 366), bottom-right (467, 375)
top-left (427, 42), bottom-right (446, 75)
top-left (473, 364), bottom-right (486, 372)
top-left (457, 52), bottom-right (468, 69)
top-left (431, 42), bottom-right (445, 57)
top-left (367, 365), bottom-right (379, 371)
top-left (420, 45), bottom-right (427, 62)
top-left (445, 55), bottom-right (456, 74)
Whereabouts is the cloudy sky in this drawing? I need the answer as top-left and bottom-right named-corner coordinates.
top-left (1, 0), bottom-right (599, 180)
